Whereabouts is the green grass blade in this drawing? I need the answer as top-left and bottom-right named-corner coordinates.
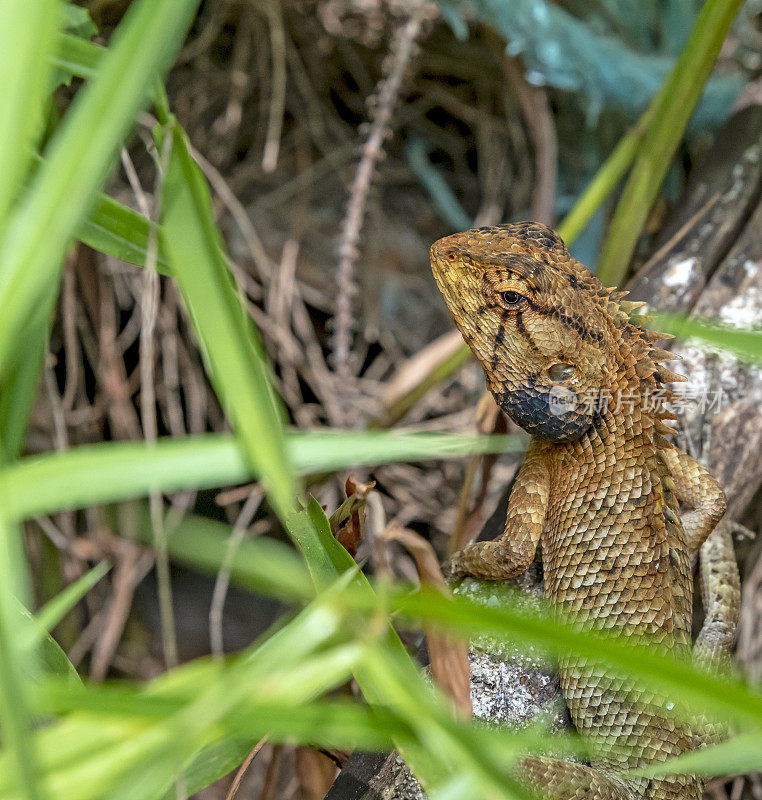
top-left (396, 587), bottom-right (762, 727)
top-left (160, 120), bottom-right (294, 518)
top-left (12, 599), bottom-right (79, 683)
top-left (217, 513), bottom-right (762, 779)
top-left (0, 430), bottom-right (512, 522)
top-left (97, 590), bottom-right (362, 800)
top-left (52, 31), bottom-right (103, 82)
top-left (0, 260), bottom-right (62, 463)
top-left (0, 325), bottom-right (47, 462)
top-left (300, 500), bottom-right (452, 791)
top-left (0, 0), bottom-right (200, 382)
top-left (34, 561), bottom-right (110, 638)
top-left (556, 101), bottom-right (657, 245)
top-left (359, 641), bottom-right (531, 800)
top-left (653, 313), bottom-right (762, 363)
top-left (596, 0), bottom-right (746, 285)
top-left (77, 192), bottom-right (171, 274)
top-left (48, 34), bottom-right (173, 271)
top-left (9, 561), bottom-right (109, 686)
top-left (31, 150), bottom-right (171, 272)
top-left (157, 110), bottom-right (351, 583)
top-left (0, 0), bottom-right (60, 229)
top-left (0, 514), bottom-right (42, 800)
top-left (61, 5), bottom-right (95, 39)
top-left (288, 429), bottom-right (516, 475)
top-left (159, 739), bottom-right (254, 800)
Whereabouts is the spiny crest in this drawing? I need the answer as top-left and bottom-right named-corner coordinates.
top-left (597, 284), bottom-right (685, 435)
top-left (569, 271), bottom-right (675, 359)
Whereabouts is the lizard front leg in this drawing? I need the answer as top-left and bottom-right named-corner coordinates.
top-left (662, 445), bottom-right (739, 681)
top-left (446, 440), bottom-right (549, 581)
top-left (660, 445), bottom-right (726, 554)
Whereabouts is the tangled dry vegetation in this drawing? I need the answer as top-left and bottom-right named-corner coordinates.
top-left (41, 0), bottom-right (535, 599)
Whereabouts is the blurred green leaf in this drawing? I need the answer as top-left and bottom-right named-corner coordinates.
top-left (152, 111), bottom-right (343, 632)
top-left (12, 599), bottom-right (79, 684)
top-left (29, 148), bottom-right (171, 272)
top-left (78, 190), bottom-right (171, 273)
top-left (52, 31), bottom-right (102, 82)
top-left (0, 514), bottom-right (41, 799)
top-left (104, 514), bottom-right (762, 759)
top-left (162, 739), bottom-right (255, 800)
top-left (653, 314), bottom-right (762, 363)
top-left (396, 586), bottom-right (762, 728)
top-left (0, 0), bottom-right (200, 384)
top-left (297, 499), bottom-right (456, 792)
top-left (0, 594), bottom-right (355, 800)
top-left (638, 731), bottom-right (762, 776)
top-left (439, 0), bottom-right (741, 125)
top-left (0, 328), bottom-right (47, 463)
top-left (0, 430), bottom-right (513, 522)
top-left (34, 561), bottom-right (111, 640)
top-left (0, 0), bottom-right (60, 231)
top-left (0, 3), bottom-right (199, 794)
top-left (5, 560), bottom-right (106, 693)
top-left (15, 572), bottom-right (553, 800)
top-left (62, 4), bottom-right (96, 38)
top-left (129, 505), bottom-right (312, 601)
top-left (357, 637), bottom-right (534, 799)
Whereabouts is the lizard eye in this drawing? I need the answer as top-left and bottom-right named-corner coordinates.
top-left (498, 290), bottom-right (525, 307)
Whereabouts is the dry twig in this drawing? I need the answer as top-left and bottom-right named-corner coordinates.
top-left (331, 0), bottom-right (429, 376)
top-left (225, 738), bottom-right (269, 800)
top-left (209, 488), bottom-right (264, 658)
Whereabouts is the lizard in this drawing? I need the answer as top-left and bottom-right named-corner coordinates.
top-left (429, 221), bottom-right (740, 800)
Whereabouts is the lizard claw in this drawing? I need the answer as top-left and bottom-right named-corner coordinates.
top-left (441, 553), bottom-right (466, 583)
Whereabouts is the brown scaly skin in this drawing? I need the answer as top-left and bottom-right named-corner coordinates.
top-left (430, 222), bottom-right (739, 800)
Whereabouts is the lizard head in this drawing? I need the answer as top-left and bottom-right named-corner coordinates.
top-left (430, 222), bottom-right (676, 442)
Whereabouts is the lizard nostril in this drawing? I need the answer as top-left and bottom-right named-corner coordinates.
top-left (547, 362), bottom-right (575, 382)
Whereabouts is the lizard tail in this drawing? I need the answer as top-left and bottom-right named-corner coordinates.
top-left (519, 756), bottom-right (631, 799)
top-left (693, 519), bottom-right (740, 747)
top-left (694, 520), bottom-right (740, 672)
top-left (520, 756), bottom-right (702, 799)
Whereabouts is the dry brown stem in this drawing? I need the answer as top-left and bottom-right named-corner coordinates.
top-left (331, 1), bottom-right (429, 377)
